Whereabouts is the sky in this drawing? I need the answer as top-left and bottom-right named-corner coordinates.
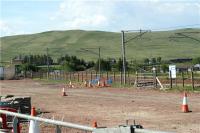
top-left (0, 0), bottom-right (200, 37)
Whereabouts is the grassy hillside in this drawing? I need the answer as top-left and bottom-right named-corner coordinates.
top-left (1, 28), bottom-right (200, 62)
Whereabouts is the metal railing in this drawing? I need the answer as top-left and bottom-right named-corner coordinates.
top-left (0, 109), bottom-right (94, 132)
top-left (0, 109), bottom-right (174, 133)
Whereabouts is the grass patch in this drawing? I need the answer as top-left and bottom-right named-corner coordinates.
top-left (1, 28), bottom-right (200, 62)
top-left (166, 85), bottom-right (200, 92)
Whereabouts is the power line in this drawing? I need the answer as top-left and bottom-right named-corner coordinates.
top-left (151, 24), bottom-right (200, 31)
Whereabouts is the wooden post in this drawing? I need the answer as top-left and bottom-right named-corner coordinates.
top-left (128, 71), bottom-right (130, 85)
top-left (113, 72), bottom-right (115, 82)
top-left (40, 72), bottom-right (42, 79)
top-left (155, 70), bottom-right (157, 88)
top-left (86, 71), bottom-right (87, 80)
top-left (69, 72), bottom-right (71, 80)
top-left (170, 71), bottom-right (172, 89)
top-left (120, 70), bottom-right (122, 85)
top-left (72, 72), bottom-right (73, 81)
top-left (106, 71), bottom-right (108, 80)
top-left (90, 72), bottom-right (92, 81)
top-left (191, 71), bottom-right (194, 90)
top-left (81, 72), bottom-right (83, 82)
top-left (136, 71), bottom-right (138, 84)
top-left (182, 72), bottom-right (184, 88)
top-left (65, 72), bottom-right (66, 80)
top-left (78, 73), bottom-right (79, 82)
top-left (96, 71), bottom-right (97, 78)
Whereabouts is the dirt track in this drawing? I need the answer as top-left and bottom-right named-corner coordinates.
top-left (0, 79), bottom-right (200, 133)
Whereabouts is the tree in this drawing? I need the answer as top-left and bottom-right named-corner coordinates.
top-left (95, 59), bottom-right (111, 71)
top-left (144, 58), bottom-right (149, 65)
top-left (117, 58), bottom-right (123, 71)
top-left (156, 57), bottom-right (162, 64)
top-left (161, 64), bottom-right (168, 73)
top-left (151, 58), bottom-right (156, 65)
top-left (192, 57), bottom-right (200, 64)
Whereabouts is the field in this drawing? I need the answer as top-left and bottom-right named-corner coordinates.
top-left (1, 28), bottom-right (200, 62)
top-left (0, 79), bottom-right (200, 133)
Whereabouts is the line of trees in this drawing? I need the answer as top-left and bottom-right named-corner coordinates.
top-left (57, 54), bottom-right (95, 71)
top-left (13, 54), bottom-right (200, 73)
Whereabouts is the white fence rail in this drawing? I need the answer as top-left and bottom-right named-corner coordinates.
top-left (0, 109), bottom-right (174, 133)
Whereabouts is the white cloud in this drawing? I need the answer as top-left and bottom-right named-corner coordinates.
top-left (50, 0), bottom-right (116, 29)
top-left (0, 20), bottom-right (26, 37)
top-left (0, 20), bottom-right (13, 36)
top-left (155, 2), bottom-right (200, 14)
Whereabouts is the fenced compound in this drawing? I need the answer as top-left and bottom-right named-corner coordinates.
top-left (26, 70), bottom-right (200, 90)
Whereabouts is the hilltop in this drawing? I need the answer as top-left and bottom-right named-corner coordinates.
top-left (1, 28), bottom-right (200, 62)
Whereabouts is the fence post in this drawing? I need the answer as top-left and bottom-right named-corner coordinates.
top-left (55, 125), bottom-right (61, 133)
top-left (106, 71), bottom-right (108, 80)
top-left (96, 71), bottom-right (97, 78)
top-left (69, 72), bottom-right (71, 81)
top-left (170, 71), bottom-right (172, 89)
top-left (86, 71), bottom-right (88, 80)
top-left (82, 72), bottom-right (83, 82)
top-left (113, 72), bottom-right (115, 83)
top-left (78, 73), bottom-right (79, 82)
top-left (182, 72), bottom-right (184, 88)
top-left (91, 72), bottom-right (92, 81)
top-left (128, 71), bottom-right (130, 85)
top-left (120, 70), bottom-right (122, 85)
top-left (73, 72), bottom-right (76, 81)
top-left (134, 71), bottom-right (138, 87)
top-left (39, 72), bottom-right (41, 79)
top-left (12, 117), bottom-right (19, 133)
top-left (191, 71), bottom-right (194, 90)
top-left (65, 72), bottom-right (67, 81)
top-left (100, 72), bottom-right (103, 78)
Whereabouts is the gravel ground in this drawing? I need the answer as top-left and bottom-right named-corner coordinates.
top-left (0, 79), bottom-right (200, 133)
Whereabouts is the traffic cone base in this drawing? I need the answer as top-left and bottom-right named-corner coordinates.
top-left (69, 81), bottom-right (74, 88)
top-left (62, 88), bottom-right (67, 96)
top-left (84, 81), bottom-right (87, 87)
top-left (89, 81), bottom-right (93, 88)
top-left (29, 120), bottom-right (40, 133)
top-left (182, 105), bottom-right (189, 113)
top-left (97, 80), bottom-right (101, 87)
top-left (29, 106), bottom-right (40, 133)
top-left (181, 92), bottom-right (189, 113)
top-left (102, 80), bottom-right (106, 87)
top-left (93, 121), bottom-right (97, 128)
top-left (62, 92), bottom-right (67, 96)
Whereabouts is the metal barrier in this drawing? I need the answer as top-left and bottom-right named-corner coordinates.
top-left (0, 110), bottom-right (174, 133)
top-left (0, 109), bottom-right (94, 133)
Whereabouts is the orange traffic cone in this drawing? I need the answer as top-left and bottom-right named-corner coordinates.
top-left (102, 80), bottom-right (106, 87)
top-left (92, 121), bottom-right (97, 128)
top-left (31, 107), bottom-right (36, 116)
top-left (29, 107), bottom-right (40, 133)
top-left (97, 80), bottom-right (101, 87)
top-left (84, 80), bottom-right (87, 87)
top-left (69, 81), bottom-right (74, 88)
top-left (182, 92), bottom-right (189, 113)
top-left (88, 81), bottom-right (93, 88)
top-left (62, 87), bottom-right (67, 96)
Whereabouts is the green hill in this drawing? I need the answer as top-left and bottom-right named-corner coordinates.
top-left (1, 28), bottom-right (200, 62)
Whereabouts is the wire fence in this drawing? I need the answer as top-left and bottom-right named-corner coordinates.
top-left (27, 70), bottom-right (200, 89)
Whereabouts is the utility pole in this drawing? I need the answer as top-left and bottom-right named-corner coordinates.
top-left (46, 48), bottom-right (50, 79)
top-left (98, 47), bottom-right (101, 77)
top-left (121, 30), bottom-right (126, 85)
top-left (121, 29), bottom-right (150, 85)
